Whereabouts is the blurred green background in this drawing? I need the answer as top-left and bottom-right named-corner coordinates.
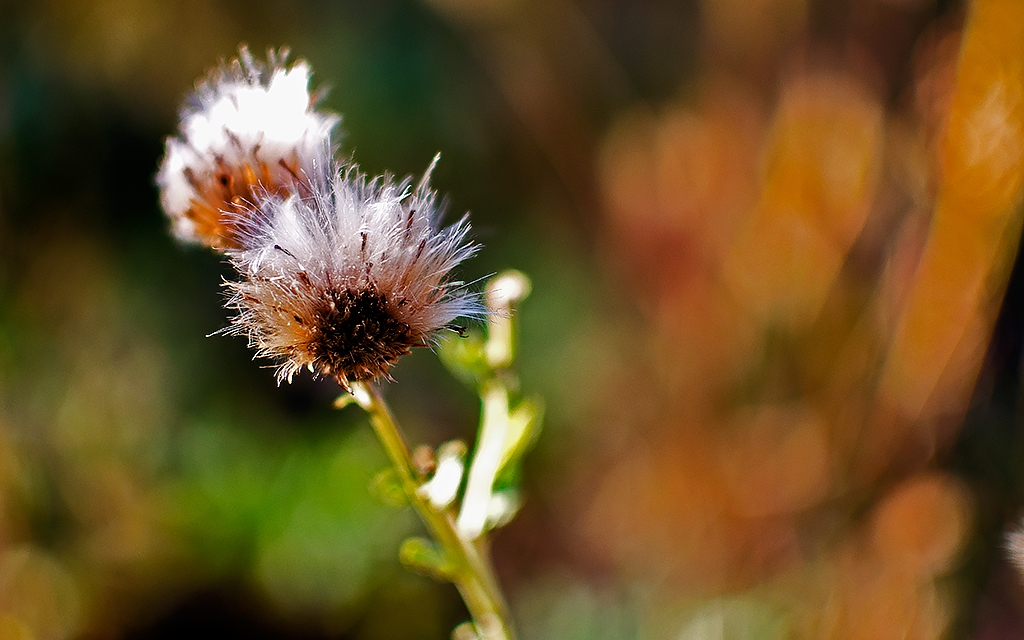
top-left (3, 0), bottom-right (1024, 639)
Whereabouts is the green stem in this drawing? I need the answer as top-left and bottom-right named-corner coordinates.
top-left (351, 381), bottom-right (516, 640)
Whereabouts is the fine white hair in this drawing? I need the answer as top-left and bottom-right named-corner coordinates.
top-left (224, 155), bottom-right (482, 384)
top-left (157, 46), bottom-right (339, 246)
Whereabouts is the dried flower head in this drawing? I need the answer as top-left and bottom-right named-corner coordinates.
top-left (225, 156), bottom-right (481, 386)
top-left (157, 46), bottom-right (339, 250)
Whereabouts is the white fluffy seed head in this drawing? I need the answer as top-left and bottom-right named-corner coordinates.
top-left (156, 46), bottom-right (339, 249)
top-left (224, 155), bottom-right (482, 385)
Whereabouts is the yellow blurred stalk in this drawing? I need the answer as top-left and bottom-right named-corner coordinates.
top-left (877, 0), bottom-right (1024, 438)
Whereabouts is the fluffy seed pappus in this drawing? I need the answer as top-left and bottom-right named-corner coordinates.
top-left (222, 156), bottom-right (482, 387)
top-left (157, 46), bottom-right (339, 250)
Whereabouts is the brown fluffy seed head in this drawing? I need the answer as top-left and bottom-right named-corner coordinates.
top-left (224, 157), bottom-right (481, 385)
top-left (156, 46), bottom-right (339, 250)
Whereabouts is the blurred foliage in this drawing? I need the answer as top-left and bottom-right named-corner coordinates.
top-left (3, 0), bottom-right (1024, 639)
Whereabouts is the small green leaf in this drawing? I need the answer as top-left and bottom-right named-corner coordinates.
top-left (484, 489), bottom-right (522, 531)
top-left (399, 537), bottom-right (457, 582)
top-left (438, 330), bottom-right (491, 386)
top-left (452, 622), bottom-right (481, 640)
top-left (419, 441), bottom-right (467, 508)
top-left (369, 468), bottom-right (407, 507)
top-left (333, 393), bottom-right (356, 409)
top-left (496, 397), bottom-right (543, 480)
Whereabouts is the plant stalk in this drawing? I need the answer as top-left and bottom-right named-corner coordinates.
top-left (351, 380), bottom-right (516, 640)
